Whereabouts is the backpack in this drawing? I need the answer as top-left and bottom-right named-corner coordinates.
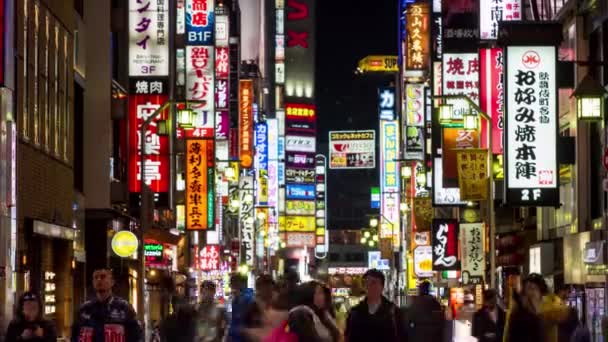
top-left (264, 320), bottom-right (298, 342)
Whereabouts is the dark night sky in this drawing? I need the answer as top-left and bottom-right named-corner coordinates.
top-left (316, 1), bottom-right (398, 229)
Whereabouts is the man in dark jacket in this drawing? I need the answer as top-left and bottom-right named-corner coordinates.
top-left (405, 280), bottom-right (445, 342)
top-left (72, 268), bottom-right (142, 342)
top-left (472, 289), bottom-right (506, 342)
top-left (344, 269), bottom-right (405, 342)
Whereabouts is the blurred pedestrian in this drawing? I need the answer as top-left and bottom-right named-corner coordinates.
top-left (404, 280), bottom-right (445, 342)
top-left (288, 281), bottom-right (341, 342)
top-left (195, 280), bottom-right (227, 342)
top-left (5, 291), bottom-right (56, 342)
top-left (472, 289), bottom-right (505, 342)
top-left (457, 292), bottom-right (477, 323)
top-left (243, 274), bottom-right (276, 331)
top-left (504, 273), bottom-right (569, 342)
top-left (159, 295), bottom-right (197, 342)
top-left (556, 287), bottom-right (578, 342)
top-left (227, 273), bottom-right (254, 342)
top-left (344, 269), bottom-right (405, 342)
top-left (72, 268), bottom-right (142, 342)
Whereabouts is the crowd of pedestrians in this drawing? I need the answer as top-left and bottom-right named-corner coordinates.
top-left (2, 268), bottom-right (594, 342)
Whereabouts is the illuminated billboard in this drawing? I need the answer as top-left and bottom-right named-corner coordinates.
top-left (129, 0), bottom-right (169, 77)
top-left (185, 139), bottom-right (214, 230)
top-left (285, 0), bottom-right (315, 99)
top-left (185, 0), bottom-right (215, 45)
top-left (329, 130), bottom-right (375, 169)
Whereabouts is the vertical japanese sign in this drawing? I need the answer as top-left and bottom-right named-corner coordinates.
top-left (129, 0), bottom-right (169, 77)
top-left (432, 219), bottom-right (460, 271)
top-left (442, 53), bottom-right (480, 120)
top-left (480, 0), bottom-right (522, 40)
top-left (378, 87), bottom-right (396, 121)
top-left (267, 119), bottom-right (279, 250)
top-left (456, 148), bottom-right (489, 201)
top-left (255, 122), bottom-right (269, 206)
top-left (405, 84), bottom-right (425, 160)
top-left (480, 48), bottom-right (504, 154)
top-left (239, 176), bottom-right (255, 266)
top-left (505, 46), bottom-right (558, 206)
top-left (199, 245), bottom-right (220, 271)
top-left (460, 223), bottom-right (485, 284)
top-left (128, 95), bottom-right (170, 193)
top-left (315, 155), bottom-right (327, 254)
top-left (405, 1), bottom-right (430, 72)
top-left (442, 128), bottom-right (479, 187)
top-left (186, 0), bottom-right (214, 45)
top-left (380, 121), bottom-right (401, 248)
top-left (186, 139), bottom-right (214, 230)
top-left (186, 46), bottom-right (215, 136)
top-left (215, 14), bottom-right (229, 47)
top-left (239, 80), bottom-right (254, 168)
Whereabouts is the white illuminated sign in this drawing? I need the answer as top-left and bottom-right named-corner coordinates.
top-left (128, 0), bottom-right (169, 77)
top-left (505, 46), bottom-right (558, 206)
top-left (480, 0), bottom-right (522, 40)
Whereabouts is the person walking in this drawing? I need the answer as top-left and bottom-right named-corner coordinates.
top-left (159, 295), bottom-right (197, 342)
top-left (472, 289), bottom-right (506, 342)
top-left (287, 281), bottom-right (341, 342)
top-left (344, 269), bottom-right (405, 342)
top-left (71, 268), bottom-right (143, 342)
top-left (504, 273), bottom-right (569, 342)
top-left (227, 273), bottom-right (254, 342)
top-left (195, 280), bottom-right (227, 342)
top-left (5, 292), bottom-right (56, 342)
top-left (404, 280), bottom-right (445, 342)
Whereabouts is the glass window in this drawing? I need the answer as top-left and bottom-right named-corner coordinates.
top-left (33, 2), bottom-right (39, 145)
top-left (19, 0), bottom-right (29, 139)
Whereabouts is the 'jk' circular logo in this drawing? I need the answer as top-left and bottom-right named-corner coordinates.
top-left (522, 51), bottom-right (541, 69)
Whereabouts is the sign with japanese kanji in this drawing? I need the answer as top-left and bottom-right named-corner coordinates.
top-left (380, 121), bottom-right (400, 249)
top-left (186, 46), bottom-right (214, 111)
top-left (328, 130), bottom-right (375, 169)
top-left (505, 46), bottom-right (558, 206)
top-left (128, 0), bottom-right (169, 77)
top-left (405, 1), bottom-right (430, 72)
top-left (432, 219), bottom-right (460, 271)
top-left (128, 94), bottom-right (170, 193)
top-left (480, 0), bottom-right (522, 40)
top-left (480, 48), bottom-right (504, 155)
top-left (186, 139), bottom-right (214, 230)
top-left (456, 149), bottom-right (489, 201)
top-left (441, 0), bottom-right (479, 50)
top-left (239, 80), bottom-right (254, 168)
top-left (239, 176), bottom-right (255, 266)
top-left (199, 245), bottom-right (220, 271)
top-left (215, 47), bottom-right (229, 79)
top-left (186, 0), bottom-right (214, 45)
top-left (285, 169), bottom-right (316, 183)
top-left (215, 14), bottom-right (229, 47)
top-left (378, 87), bottom-right (396, 121)
top-left (442, 53), bottom-right (480, 120)
top-left (442, 128), bottom-right (479, 187)
top-left (460, 223), bottom-right (485, 284)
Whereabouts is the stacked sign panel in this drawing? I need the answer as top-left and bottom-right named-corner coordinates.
top-left (284, 103), bottom-right (317, 248)
top-left (186, 139), bottom-right (214, 230)
top-left (315, 155), bottom-right (328, 254)
top-left (128, 0), bottom-right (170, 206)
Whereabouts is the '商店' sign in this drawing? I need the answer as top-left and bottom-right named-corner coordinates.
top-left (505, 46), bottom-right (558, 206)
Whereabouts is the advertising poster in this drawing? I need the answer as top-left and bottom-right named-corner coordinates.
top-left (329, 130), bottom-right (375, 169)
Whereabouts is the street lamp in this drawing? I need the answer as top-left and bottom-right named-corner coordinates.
top-left (572, 74), bottom-right (607, 121)
top-left (178, 107), bottom-right (195, 127)
top-left (401, 165), bottom-right (412, 178)
top-left (439, 104), bottom-right (454, 125)
top-left (463, 111), bottom-right (478, 130)
top-left (369, 218), bottom-right (379, 228)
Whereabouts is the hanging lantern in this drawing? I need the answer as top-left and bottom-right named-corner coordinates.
top-left (439, 104), bottom-right (453, 125)
top-left (572, 74), bottom-right (607, 121)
